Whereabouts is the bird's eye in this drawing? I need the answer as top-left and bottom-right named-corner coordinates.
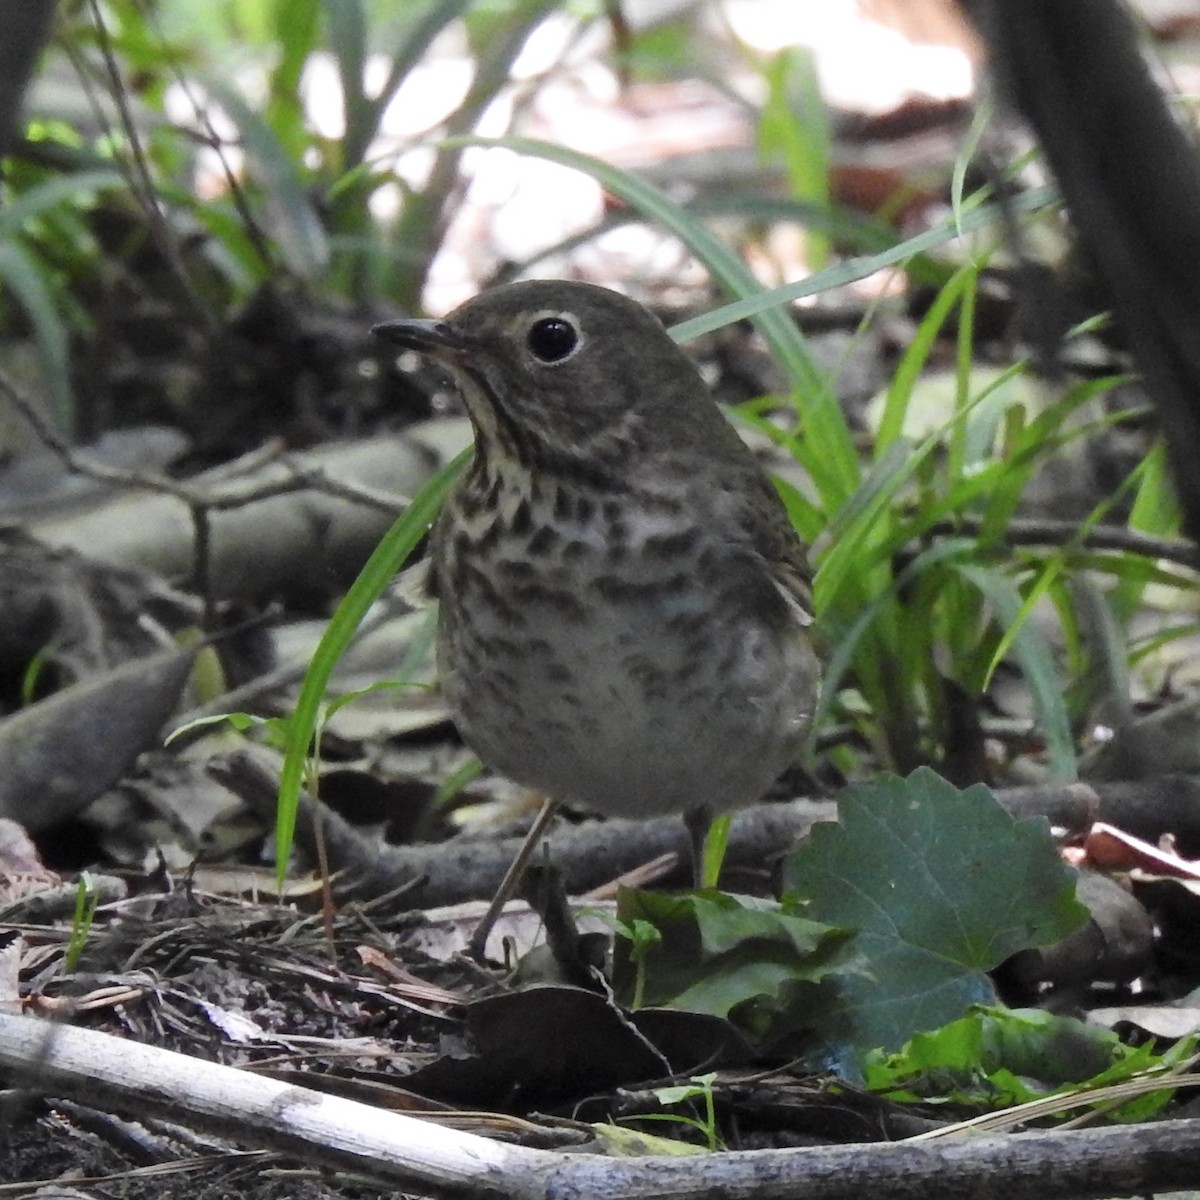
top-left (526, 317), bottom-right (579, 364)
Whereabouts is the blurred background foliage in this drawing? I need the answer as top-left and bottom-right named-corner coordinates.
top-left (2, 0), bottom-right (1192, 788)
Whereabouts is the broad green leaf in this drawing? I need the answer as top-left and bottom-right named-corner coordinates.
top-left (612, 888), bottom-right (850, 1036)
top-left (866, 1007), bottom-right (1109, 1100)
top-left (864, 1005), bottom-right (1185, 1115)
top-left (865, 1005), bottom-right (1195, 1121)
top-left (784, 768), bottom-right (1086, 1067)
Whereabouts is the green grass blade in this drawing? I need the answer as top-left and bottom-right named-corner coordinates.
top-left (0, 241), bottom-right (74, 435)
top-left (949, 98), bottom-right (993, 236)
top-left (1130, 620), bottom-right (1200, 667)
top-left (509, 193), bottom-right (948, 288)
top-left (951, 562), bottom-right (1077, 779)
top-left (876, 262), bottom-right (977, 457)
top-left (977, 377), bottom-right (1134, 545)
top-left (325, 0), bottom-right (368, 166)
top-left (266, 0), bottom-right (320, 156)
top-left (0, 168), bottom-right (123, 237)
top-left (350, 0), bottom-right (475, 168)
top-left (275, 449), bottom-right (469, 884)
top-left (948, 262), bottom-right (979, 484)
top-left (1127, 441), bottom-right (1180, 537)
top-left (760, 48), bottom-right (831, 269)
top-left (668, 185), bottom-right (1059, 343)
top-left (202, 77), bottom-right (330, 278)
top-left (1112, 441), bottom-right (1183, 623)
top-left (812, 537), bottom-right (977, 741)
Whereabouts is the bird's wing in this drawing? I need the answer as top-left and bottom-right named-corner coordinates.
top-left (741, 470), bottom-right (815, 625)
top-left (392, 555), bottom-right (436, 608)
top-left (771, 549), bottom-right (815, 627)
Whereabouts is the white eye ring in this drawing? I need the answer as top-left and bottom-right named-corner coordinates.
top-left (525, 312), bottom-right (582, 364)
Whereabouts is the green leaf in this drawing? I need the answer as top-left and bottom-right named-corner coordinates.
top-left (611, 888), bottom-right (850, 1035)
top-left (667, 184), bottom-right (1060, 344)
top-left (812, 536), bottom-right (975, 741)
top-left (267, 0), bottom-right (320, 156)
top-left (165, 710), bottom-right (287, 746)
top-left (864, 1005), bottom-right (1193, 1119)
top-left (701, 813), bottom-right (732, 889)
top-left (0, 168), bottom-right (123, 238)
top-left (325, 0), bottom-right (367, 128)
top-left (1112, 441), bottom-right (1182, 622)
top-left (346, 0), bottom-right (474, 170)
top-left (784, 768), bottom-right (1087, 1067)
top-left (876, 263), bottom-right (977, 457)
top-left (1127, 440), bottom-right (1180, 538)
top-left (759, 48), bottom-right (830, 269)
top-left (864, 1006), bottom-right (1120, 1100)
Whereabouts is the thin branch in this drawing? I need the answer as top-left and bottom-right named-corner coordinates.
top-left (0, 366), bottom-right (194, 502)
top-left (81, 0), bottom-right (217, 332)
top-left (130, 0), bottom-right (277, 274)
top-left (0, 365), bottom-right (411, 624)
top-left (925, 515), bottom-right (1200, 571)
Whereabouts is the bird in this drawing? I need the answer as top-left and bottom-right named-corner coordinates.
top-left (373, 280), bottom-right (820, 948)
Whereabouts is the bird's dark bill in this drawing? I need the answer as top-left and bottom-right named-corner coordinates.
top-left (372, 318), bottom-right (469, 356)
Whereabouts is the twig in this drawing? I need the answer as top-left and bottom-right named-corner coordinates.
top-left (81, 0), bottom-right (217, 332)
top-left (925, 515), bottom-right (1200, 571)
top-left (0, 365), bottom-right (409, 623)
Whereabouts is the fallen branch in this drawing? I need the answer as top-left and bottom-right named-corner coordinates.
top-left (211, 748), bottom-right (1200, 908)
top-left (2, 1011), bottom-right (1199, 1199)
top-left (0, 362), bottom-right (467, 614)
top-left (27, 435), bottom-right (439, 605)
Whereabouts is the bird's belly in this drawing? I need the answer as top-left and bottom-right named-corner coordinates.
top-left (437, 564), bottom-right (816, 818)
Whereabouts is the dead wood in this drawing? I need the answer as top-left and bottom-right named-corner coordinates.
top-left (0, 527), bottom-right (197, 679)
top-left (213, 748), bottom-right (1200, 910)
top-left (2, 1009), bottom-right (1199, 1200)
top-left (1004, 868), bottom-right (1155, 990)
top-left (26, 434), bottom-right (442, 601)
top-left (0, 0), bottom-right (57, 158)
top-left (0, 646), bottom-right (193, 831)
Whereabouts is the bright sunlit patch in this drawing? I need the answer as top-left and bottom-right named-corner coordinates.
top-left (166, 1), bottom-right (983, 309)
top-left (724, 0), bottom-right (975, 112)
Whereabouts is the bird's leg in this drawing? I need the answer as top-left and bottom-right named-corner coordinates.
top-left (467, 797), bottom-right (560, 961)
top-left (684, 802), bottom-right (716, 888)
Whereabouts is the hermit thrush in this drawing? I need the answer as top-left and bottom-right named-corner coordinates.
top-left (374, 281), bottom-right (820, 923)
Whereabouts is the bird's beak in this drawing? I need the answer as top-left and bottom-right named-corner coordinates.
top-left (372, 318), bottom-right (472, 359)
